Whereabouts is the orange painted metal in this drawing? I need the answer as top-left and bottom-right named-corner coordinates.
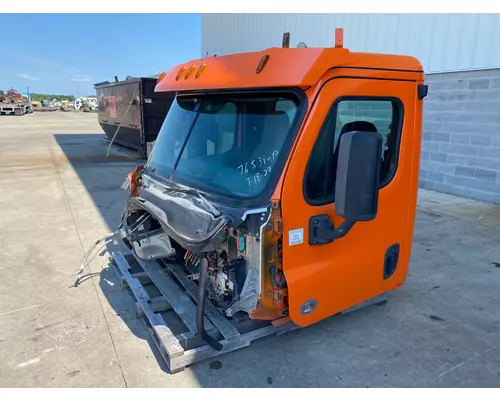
top-left (128, 165), bottom-right (144, 197)
top-left (279, 72), bottom-right (423, 327)
top-left (249, 208), bottom-right (286, 321)
top-left (155, 47), bottom-right (422, 93)
top-left (153, 34), bottom-right (425, 327)
top-left (335, 28), bottom-right (344, 48)
top-left (271, 316), bottom-right (291, 327)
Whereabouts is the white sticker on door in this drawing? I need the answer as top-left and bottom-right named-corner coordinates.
top-left (288, 228), bottom-right (304, 246)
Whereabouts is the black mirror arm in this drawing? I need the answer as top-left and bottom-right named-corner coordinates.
top-left (317, 219), bottom-right (355, 241)
top-left (309, 215), bottom-right (356, 245)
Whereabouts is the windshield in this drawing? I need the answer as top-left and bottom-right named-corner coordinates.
top-left (147, 92), bottom-right (302, 199)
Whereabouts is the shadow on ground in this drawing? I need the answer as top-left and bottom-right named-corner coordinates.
top-left (53, 133), bottom-right (140, 229)
top-left (54, 133), bottom-right (172, 374)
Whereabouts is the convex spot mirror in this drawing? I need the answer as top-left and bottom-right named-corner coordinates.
top-left (334, 130), bottom-right (382, 222)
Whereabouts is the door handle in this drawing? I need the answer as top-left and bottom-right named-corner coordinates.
top-left (383, 243), bottom-right (400, 279)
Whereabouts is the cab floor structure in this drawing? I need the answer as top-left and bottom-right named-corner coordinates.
top-left (107, 243), bottom-right (301, 373)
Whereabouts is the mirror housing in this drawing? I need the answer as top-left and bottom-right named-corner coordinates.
top-left (335, 130), bottom-right (382, 221)
top-left (308, 130), bottom-right (382, 245)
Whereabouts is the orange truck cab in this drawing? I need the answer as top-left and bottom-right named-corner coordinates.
top-left (120, 31), bottom-right (427, 349)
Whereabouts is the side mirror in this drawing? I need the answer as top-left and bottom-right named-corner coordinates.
top-left (335, 130), bottom-right (382, 222)
top-left (308, 130), bottom-right (382, 245)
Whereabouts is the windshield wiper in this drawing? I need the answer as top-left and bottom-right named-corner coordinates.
top-left (168, 102), bottom-right (204, 180)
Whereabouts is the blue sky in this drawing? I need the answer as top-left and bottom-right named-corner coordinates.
top-left (0, 14), bottom-right (201, 96)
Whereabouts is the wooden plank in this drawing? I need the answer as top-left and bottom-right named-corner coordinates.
top-left (170, 322), bottom-right (299, 372)
top-left (109, 259), bottom-right (129, 290)
top-left (120, 273), bottom-right (153, 288)
top-left (113, 251), bottom-right (149, 303)
top-left (141, 315), bottom-right (173, 371)
top-left (136, 300), bottom-right (172, 317)
top-left (149, 296), bottom-right (172, 313)
top-left (132, 252), bottom-right (212, 333)
top-left (131, 271), bottom-right (153, 285)
top-left (174, 331), bottom-right (198, 349)
top-left (138, 299), bottom-right (184, 358)
top-left (111, 251), bottom-right (184, 358)
top-left (164, 261), bottom-right (241, 340)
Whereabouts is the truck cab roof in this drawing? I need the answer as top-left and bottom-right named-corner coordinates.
top-left (155, 46), bottom-right (424, 93)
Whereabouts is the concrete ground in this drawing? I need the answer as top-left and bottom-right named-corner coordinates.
top-left (0, 112), bottom-right (499, 388)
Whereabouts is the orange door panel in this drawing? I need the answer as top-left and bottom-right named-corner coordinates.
top-left (281, 76), bottom-right (418, 327)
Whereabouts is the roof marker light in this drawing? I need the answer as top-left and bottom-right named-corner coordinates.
top-left (195, 63), bottom-right (207, 79)
top-left (184, 65), bottom-right (196, 80)
top-left (176, 66), bottom-right (186, 81)
top-left (156, 71), bottom-right (167, 84)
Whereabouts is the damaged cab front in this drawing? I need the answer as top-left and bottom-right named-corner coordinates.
top-left (120, 90), bottom-right (305, 320)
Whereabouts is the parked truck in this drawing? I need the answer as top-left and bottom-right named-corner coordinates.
top-left (0, 88), bottom-right (33, 116)
top-left (75, 96), bottom-right (98, 111)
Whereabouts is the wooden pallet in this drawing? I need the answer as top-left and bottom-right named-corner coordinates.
top-left (107, 245), bottom-right (299, 374)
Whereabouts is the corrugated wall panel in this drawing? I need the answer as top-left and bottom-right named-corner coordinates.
top-left (201, 13), bottom-right (500, 73)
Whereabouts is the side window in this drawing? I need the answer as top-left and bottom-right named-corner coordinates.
top-left (304, 98), bottom-right (403, 205)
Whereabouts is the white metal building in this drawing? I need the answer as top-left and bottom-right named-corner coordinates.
top-left (201, 14), bottom-right (500, 73)
top-left (201, 13), bottom-right (500, 204)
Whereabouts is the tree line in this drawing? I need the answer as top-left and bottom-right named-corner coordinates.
top-left (30, 93), bottom-right (76, 102)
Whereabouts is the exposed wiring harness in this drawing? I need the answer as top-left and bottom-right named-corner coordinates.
top-left (74, 213), bottom-right (150, 281)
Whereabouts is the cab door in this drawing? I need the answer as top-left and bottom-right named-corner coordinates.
top-left (281, 75), bottom-right (419, 327)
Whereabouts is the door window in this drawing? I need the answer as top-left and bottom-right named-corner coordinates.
top-left (304, 98), bottom-right (403, 205)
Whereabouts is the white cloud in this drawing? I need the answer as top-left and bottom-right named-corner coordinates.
top-left (71, 74), bottom-right (92, 82)
top-left (17, 73), bottom-right (39, 81)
